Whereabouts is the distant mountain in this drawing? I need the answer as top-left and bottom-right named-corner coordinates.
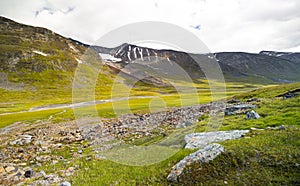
top-left (259, 51), bottom-right (300, 64)
top-left (216, 52), bottom-right (300, 82)
top-left (93, 43), bottom-right (300, 83)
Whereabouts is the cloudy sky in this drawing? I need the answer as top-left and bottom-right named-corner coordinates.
top-left (0, 0), bottom-right (300, 52)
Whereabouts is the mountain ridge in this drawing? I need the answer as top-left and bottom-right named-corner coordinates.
top-left (1, 16), bottom-right (300, 84)
top-left (94, 43), bottom-right (300, 83)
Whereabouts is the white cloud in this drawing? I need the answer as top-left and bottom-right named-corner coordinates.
top-left (0, 0), bottom-right (299, 52)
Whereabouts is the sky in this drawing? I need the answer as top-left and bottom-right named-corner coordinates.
top-left (0, 0), bottom-right (300, 53)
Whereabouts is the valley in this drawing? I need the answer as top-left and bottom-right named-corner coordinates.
top-left (0, 16), bottom-right (299, 185)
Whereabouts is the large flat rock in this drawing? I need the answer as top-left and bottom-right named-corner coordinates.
top-left (185, 130), bottom-right (249, 149)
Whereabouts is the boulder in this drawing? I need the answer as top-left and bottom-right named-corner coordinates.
top-left (60, 181), bottom-right (71, 186)
top-left (0, 167), bottom-right (6, 176)
top-left (167, 143), bottom-right (224, 182)
top-left (227, 99), bottom-right (240, 103)
top-left (225, 104), bottom-right (256, 116)
top-left (247, 98), bottom-right (259, 102)
top-left (246, 110), bottom-right (260, 119)
top-left (185, 130), bottom-right (250, 149)
top-left (5, 166), bottom-right (16, 173)
top-left (24, 169), bottom-right (33, 178)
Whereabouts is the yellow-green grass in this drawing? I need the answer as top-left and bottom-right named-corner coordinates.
top-left (195, 82), bottom-right (300, 132)
top-left (10, 82), bottom-right (300, 185)
top-left (0, 81), bottom-right (262, 128)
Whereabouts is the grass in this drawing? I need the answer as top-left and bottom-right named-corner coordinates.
top-left (19, 82), bottom-right (299, 185)
top-left (0, 74), bottom-right (260, 128)
top-left (26, 127), bottom-right (300, 186)
top-left (2, 82), bottom-right (299, 185)
top-left (194, 82), bottom-right (300, 132)
top-left (0, 109), bottom-right (74, 128)
top-left (33, 145), bottom-right (195, 186)
top-left (70, 82), bottom-right (299, 185)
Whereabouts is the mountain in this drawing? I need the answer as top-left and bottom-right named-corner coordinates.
top-left (0, 16), bottom-right (93, 73)
top-left (0, 16), bottom-right (112, 106)
top-left (216, 52), bottom-right (300, 82)
top-left (259, 51), bottom-right (300, 64)
top-left (94, 43), bottom-right (300, 83)
top-left (1, 15), bottom-right (300, 88)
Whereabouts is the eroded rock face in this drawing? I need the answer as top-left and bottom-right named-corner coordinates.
top-left (167, 143), bottom-right (224, 182)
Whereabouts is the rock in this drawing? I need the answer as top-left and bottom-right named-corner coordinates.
top-left (67, 167), bottom-right (75, 172)
top-left (10, 134), bottom-right (33, 146)
top-left (22, 134), bottom-right (33, 144)
top-left (246, 110), bottom-right (260, 119)
top-left (176, 121), bottom-right (193, 128)
top-left (18, 163), bottom-right (27, 167)
top-left (167, 143), bottom-right (224, 182)
top-left (281, 92), bottom-right (298, 99)
top-left (17, 148), bottom-right (24, 153)
top-left (5, 166), bottom-right (16, 173)
top-left (24, 169), bottom-right (34, 178)
top-left (225, 104), bottom-right (256, 116)
top-left (278, 125), bottom-right (285, 130)
top-left (227, 99), bottom-right (240, 103)
top-left (13, 175), bottom-right (20, 182)
top-left (40, 170), bottom-right (47, 178)
top-left (250, 127), bottom-right (264, 132)
top-left (94, 154), bottom-right (106, 160)
top-left (185, 130), bottom-right (250, 149)
top-left (60, 181), bottom-right (71, 186)
top-left (0, 166), bottom-right (5, 175)
top-left (247, 98), bottom-right (259, 102)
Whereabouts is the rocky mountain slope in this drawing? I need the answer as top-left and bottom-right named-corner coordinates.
top-left (0, 16), bottom-right (90, 73)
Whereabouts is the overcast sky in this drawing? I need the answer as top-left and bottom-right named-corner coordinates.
top-left (0, 0), bottom-right (300, 52)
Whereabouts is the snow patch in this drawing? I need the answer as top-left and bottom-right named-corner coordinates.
top-left (154, 52), bottom-right (158, 62)
top-left (133, 47), bottom-right (137, 59)
top-left (127, 51), bottom-right (132, 61)
top-left (138, 48), bottom-right (144, 61)
top-left (146, 49), bottom-right (150, 61)
top-left (99, 53), bottom-right (122, 62)
top-left (116, 48), bottom-right (122, 56)
top-left (167, 57), bottom-right (171, 63)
